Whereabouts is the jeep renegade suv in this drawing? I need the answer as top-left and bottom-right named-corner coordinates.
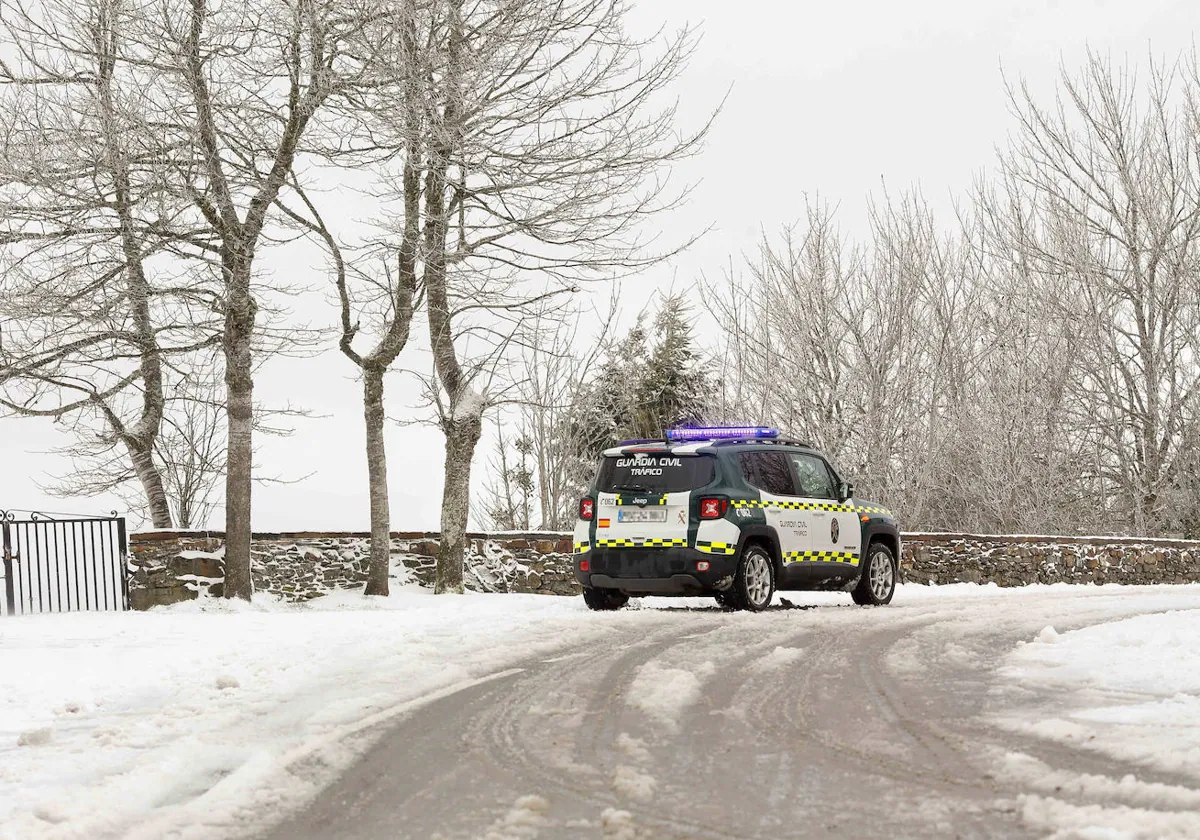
top-left (572, 427), bottom-right (901, 611)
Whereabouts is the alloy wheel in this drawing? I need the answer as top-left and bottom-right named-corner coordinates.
top-left (744, 551), bottom-right (772, 607)
top-left (869, 549), bottom-right (894, 601)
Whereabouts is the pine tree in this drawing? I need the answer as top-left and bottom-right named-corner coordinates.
top-left (635, 295), bottom-right (708, 436)
top-left (575, 294), bottom-right (709, 450)
top-left (482, 293), bottom-right (712, 530)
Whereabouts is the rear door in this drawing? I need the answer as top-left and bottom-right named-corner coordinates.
top-left (738, 451), bottom-right (809, 560)
top-left (788, 452), bottom-right (861, 568)
top-left (594, 453), bottom-right (715, 549)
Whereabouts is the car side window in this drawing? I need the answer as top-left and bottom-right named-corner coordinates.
top-left (790, 453), bottom-right (836, 499)
top-left (739, 451), bottom-right (797, 496)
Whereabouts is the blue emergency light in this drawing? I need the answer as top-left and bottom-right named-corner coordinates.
top-left (664, 426), bottom-right (781, 442)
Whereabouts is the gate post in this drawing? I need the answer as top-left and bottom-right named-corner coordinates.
top-left (116, 517), bottom-right (130, 610)
top-left (2, 518), bottom-right (15, 615)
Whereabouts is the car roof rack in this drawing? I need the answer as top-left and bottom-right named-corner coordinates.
top-left (612, 435), bottom-right (815, 450)
top-left (614, 438), bottom-right (666, 447)
top-left (705, 436), bottom-right (815, 450)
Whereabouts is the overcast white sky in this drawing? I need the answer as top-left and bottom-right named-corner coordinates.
top-left (4, 0), bottom-right (1197, 532)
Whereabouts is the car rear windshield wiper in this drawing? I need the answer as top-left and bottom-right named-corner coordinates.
top-left (614, 485), bottom-right (653, 493)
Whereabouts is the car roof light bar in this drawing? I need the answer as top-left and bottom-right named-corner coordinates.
top-left (664, 426), bottom-right (781, 442)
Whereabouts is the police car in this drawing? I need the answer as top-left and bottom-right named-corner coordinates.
top-left (572, 427), bottom-right (901, 611)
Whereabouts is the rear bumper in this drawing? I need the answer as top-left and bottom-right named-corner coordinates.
top-left (575, 546), bottom-right (736, 595)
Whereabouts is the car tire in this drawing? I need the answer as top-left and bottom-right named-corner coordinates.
top-left (852, 541), bottom-right (897, 606)
top-left (730, 544), bottom-right (775, 611)
top-left (582, 586), bottom-right (629, 611)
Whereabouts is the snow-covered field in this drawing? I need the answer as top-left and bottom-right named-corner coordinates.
top-left (2, 583), bottom-right (1199, 840)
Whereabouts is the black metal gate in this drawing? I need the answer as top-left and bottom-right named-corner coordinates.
top-left (1, 511), bottom-right (129, 616)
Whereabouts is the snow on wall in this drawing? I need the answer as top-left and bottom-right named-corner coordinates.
top-left (125, 530), bottom-right (1200, 609)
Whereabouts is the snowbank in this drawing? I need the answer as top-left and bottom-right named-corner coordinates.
top-left (998, 608), bottom-right (1200, 838)
top-left (0, 588), bottom-right (675, 840)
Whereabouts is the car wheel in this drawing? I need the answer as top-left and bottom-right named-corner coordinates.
top-left (852, 541), bottom-right (897, 606)
top-left (582, 586), bottom-right (629, 611)
top-left (730, 544), bottom-right (775, 611)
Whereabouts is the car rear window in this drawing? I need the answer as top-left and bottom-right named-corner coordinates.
top-left (597, 454), bottom-right (716, 494)
top-left (739, 451), bottom-right (796, 496)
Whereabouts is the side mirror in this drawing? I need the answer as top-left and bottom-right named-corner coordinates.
top-left (839, 481), bottom-right (854, 502)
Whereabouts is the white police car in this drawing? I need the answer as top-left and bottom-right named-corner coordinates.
top-left (572, 427), bottom-right (901, 611)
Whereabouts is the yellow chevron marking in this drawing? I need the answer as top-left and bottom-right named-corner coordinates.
top-left (595, 538), bottom-right (687, 549)
top-left (782, 551), bottom-right (860, 566)
top-left (731, 499), bottom-right (892, 517)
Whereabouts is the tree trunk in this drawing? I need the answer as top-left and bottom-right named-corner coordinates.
top-left (223, 263), bottom-right (256, 601)
top-left (97, 12), bottom-right (173, 533)
top-left (435, 411), bottom-right (483, 594)
top-left (177, 493), bottom-right (192, 531)
top-left (363, 367), bottom-right (391, 596)
top-left (128, 443), bottom-right (174, 529)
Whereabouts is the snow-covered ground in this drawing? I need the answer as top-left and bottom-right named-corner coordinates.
top-left (2, 583), bottom-right (1199, 840)
top-left (0, 588), bottom-right (622, 840)
top-left (996, 608), bottom-right (1200, 839)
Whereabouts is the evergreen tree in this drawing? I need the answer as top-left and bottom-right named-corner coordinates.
top-left (635, 295), bottom-right (709, 437)
top-left (481, 293), bottom-right (712, 531)
top-left (574, 293), bottom-right (710, 451)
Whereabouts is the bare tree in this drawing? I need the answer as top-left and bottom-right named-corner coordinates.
top-left (156, 358), bottom-right (227, 529)
top-left (335, 250), bottom-right (420, 594)
top-left (477, 426), bottom-right (534, 531)
top-left (708, 196), bottom-right (1003, 530)
top-left (268, 0), bottom-right (435, 596)
top-left (478, 296), bottom-right (616, 531)
top-left (861, 194), bottom-right (984, 528)
top-left (521, 302), bottom-right (618, 531)
top-left (986, 52), bottom-right (1200, 535)
top-left (24, 359), bottom-right (228, 530)
top-left (707, 200), bottom-right (865, 460)
top-left (284, 210), bottom-right (421, 596)
top-left (364, 0), bottom-right (712, 592)
top-left (100, 0), bottom-right (389, 598)
top-left (707, 51), bottom-right (1200, 538)
top-left (0, 0), bottom-right (221, 528)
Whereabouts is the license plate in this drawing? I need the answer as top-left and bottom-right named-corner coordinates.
top-left (618, 509), bottom-right (667, 523)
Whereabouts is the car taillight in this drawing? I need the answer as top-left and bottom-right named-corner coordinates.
top-left (699, 497), bottom-right (728, 519)
top-left (579, 497), bottom-right (595, 520)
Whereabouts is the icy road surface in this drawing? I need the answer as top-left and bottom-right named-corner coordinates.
top-left (259, 586), bottom-right (1200, 840)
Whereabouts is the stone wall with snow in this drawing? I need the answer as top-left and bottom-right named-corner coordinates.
top-left (127, 530), bottom-right (1200, 609)
top-left (127, 531), bottom-right (578, 609)
top-left (901, 533), bottom-right (1200, 586)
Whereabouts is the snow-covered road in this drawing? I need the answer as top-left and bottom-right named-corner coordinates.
top-left (4, 585), bottom-right (1200, 840)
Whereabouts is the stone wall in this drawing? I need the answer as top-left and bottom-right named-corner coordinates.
top-left (127, 529), bottom-right (1200, 609)
top-left (900, 533), bottom-right (1200, 587)
top-left (127, 531), bottom-right (579, 610)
